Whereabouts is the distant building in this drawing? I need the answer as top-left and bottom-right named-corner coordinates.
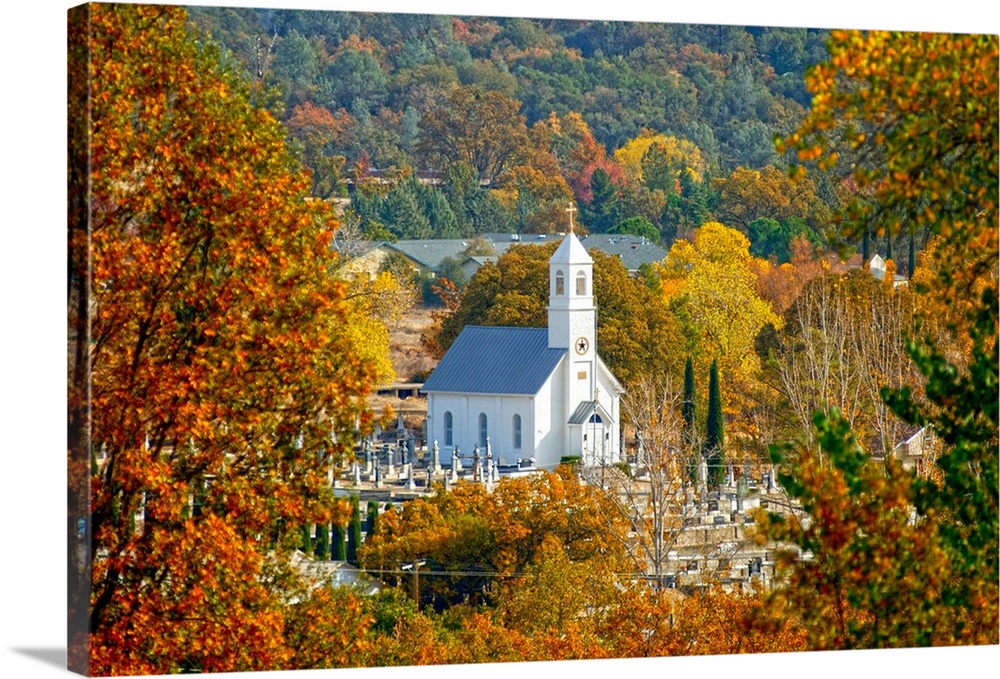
top-left (422, 231), bottom-right (623, 469)
top-left (867, 254), bottom-right (909, 288)
top-left (892, 426), bottom-right (936, 474)
top-left (376, 232), bottom-right (668, 281)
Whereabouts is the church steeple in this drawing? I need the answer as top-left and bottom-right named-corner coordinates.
top-left (548, 213), bottom-right (595, 354)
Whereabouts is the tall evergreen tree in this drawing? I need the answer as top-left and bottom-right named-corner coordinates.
top-left (347, 495), bottom-right (362, 565)
top-left (332, 523), bottom-right (347, 561)
top-left (704, 359), bottom-right (725, 485)
top-left (314, 523), bottom-right (329, 560)
top-left (682, 356), bottom-right (696, 441)
top-left (300, 524), bottom-right (312, 554)
top-left (366, 499), bottom-right (380, 534)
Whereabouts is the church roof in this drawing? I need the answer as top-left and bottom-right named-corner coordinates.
top-left (422, 326), bottom-right (566, 395)
top-left (549, 232), bottom-right (592, 264)
top-left (567, 400), bottom-right (614, 425)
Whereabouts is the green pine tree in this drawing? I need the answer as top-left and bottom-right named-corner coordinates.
top-left (300, 524), bottom-right (312, 554)
top-left (314, 523), bottom-right (329, 560)
top-left (682, 356), bottom-right (696, 442)
top-left (332, 523), bottom-right (347, 561)
top-left (704, 359), bottom-right (725, 486)
top-left (348, 495), bottom-right (362, 565)
top-left (367, 499), bottom-right (380, 535)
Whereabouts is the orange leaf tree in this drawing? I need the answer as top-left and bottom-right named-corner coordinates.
top-left (782, 30), bottom-right (998, 298)
top-left (68, 5), bottom-right (383, 674)
top-left (768, 29), bottom-right (998, 650)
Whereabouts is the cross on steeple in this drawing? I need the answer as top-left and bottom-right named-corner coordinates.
top-left (565, 203), bottom-right (577, 233)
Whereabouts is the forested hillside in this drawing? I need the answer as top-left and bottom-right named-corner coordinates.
top-left (185, 7), bottom-right (853, 258)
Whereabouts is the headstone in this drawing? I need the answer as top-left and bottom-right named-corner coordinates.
top-left (374, 462), bottom-right (382, 489)
top-left (432, 440), bottom-right (441, 473)
top-left (406, 462), bottom-right (415, 490)
top-left (352, 461), bottom-right (361, 486)
top-left (473, 443), bottom-right (481, 482)
top-left (485, 437), bottom-right (495, 485)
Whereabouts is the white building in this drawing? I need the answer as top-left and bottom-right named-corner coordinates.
top-left (422, 231), bottom-right (623, 469)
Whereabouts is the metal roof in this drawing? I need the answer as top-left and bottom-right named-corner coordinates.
top-left (578, 235), bottom-right (669, 272)
top-left (567, 400), bottom-right (613, 425)
top-left (422, 326), bottom-right (566, 395)
top-left (382, 234), bottom-right (667, 274)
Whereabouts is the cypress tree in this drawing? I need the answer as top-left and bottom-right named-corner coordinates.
top-left (366, 499), bottom-right (380, 535)
top-left (704, 358), bottom-right (725, 486)
top-left (314, 523), bottom-right (329, 560)
top-left (300, 524), bottom-right (312, 554)
top-left (347, 495), bottom-right (362, 565)
top-left (332, 523), bottom-right (347, 561)
top-left (682, 356), bottom-right (696, 441)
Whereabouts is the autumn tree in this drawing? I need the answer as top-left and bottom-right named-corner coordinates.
top-left (658, 222), bottom-right (781, 388)
top-left (781, 30), bottom-right (998, 305)
top-left (358, 469), bottom-right (629, 610)
top-left (757, 409), bottom-right (985, 649)
top-left (68, 5), bottom-right (382, 673)
top-left (585, 374), bottom-right (699, 589)
top-left (285, 101), bottom-right (351, 198)
top-left (712, 166), bottom-right (831, 235)
top-left (532, 111), bottom-right (622, 205)
top-left (761, 29), bottom-right (999, 651)
top-left (416, 85), bottom-right (531, 185)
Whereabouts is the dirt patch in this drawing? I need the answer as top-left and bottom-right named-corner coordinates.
top-left (389, 305), bottom-right (439, 383)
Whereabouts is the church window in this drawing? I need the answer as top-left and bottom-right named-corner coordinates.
top-left (512, 414), bottom-right (522, 450)
top-left (479, 413), bottom-right (488, 448)
top-left (555, 270), bottom-right (565, 296)
top-left (576, 270), bottom-right (587, 296)
top-left (444, 411), bottom-right (453, 447)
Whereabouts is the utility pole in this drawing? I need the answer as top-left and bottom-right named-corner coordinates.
top-left (401, 560), bottom-right (426, 607)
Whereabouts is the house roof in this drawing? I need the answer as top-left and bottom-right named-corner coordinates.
top-left (578, 234), bottom-right (669, 272)
top-left (381, 240), bottom-right (471, 270)
top-left (380, 234), bottom-right (668, 274)
top-left (422, 326), bottom-right (566, 395)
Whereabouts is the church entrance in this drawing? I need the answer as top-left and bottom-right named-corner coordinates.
top-left (584, 413), bottom-right (610, 466)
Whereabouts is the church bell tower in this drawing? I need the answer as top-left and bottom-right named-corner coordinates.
top-left (548, 208), bottom-right (597, 409)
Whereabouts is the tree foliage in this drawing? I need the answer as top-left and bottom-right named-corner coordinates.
top-left (658, 222), bottom-right (782, 388)
top-left (782, 30), bottom-right (998, 297)
top-left (760, 28), bottom-right (999, 653)
top-left (416, 85), bottom-right (530, 185)
top-left (68, 5), bottom-right (383, 673)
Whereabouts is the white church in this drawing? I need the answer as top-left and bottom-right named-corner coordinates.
top-left (422, 228), bottom-right (623, 469)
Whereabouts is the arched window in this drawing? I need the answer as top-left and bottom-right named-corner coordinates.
top-left (576, 270), bottom-right (587, 296)
top-left (444, 411), bottom-right (453, 447)
top-left (512, 414), bottom-right (522, 450)
top-left (479, 413), bottom-right (488, 448)
top-left (555, 270), bottom-right (565, 296)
